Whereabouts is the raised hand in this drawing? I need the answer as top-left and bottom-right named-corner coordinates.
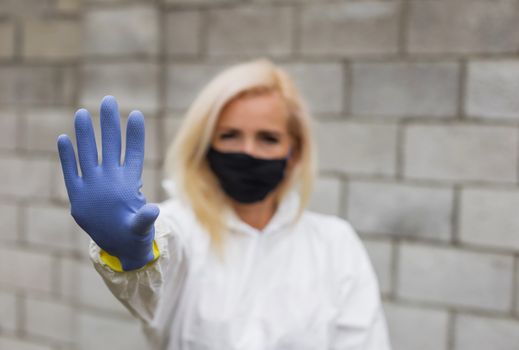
top-left (57, 95), bottom-right (159, 271)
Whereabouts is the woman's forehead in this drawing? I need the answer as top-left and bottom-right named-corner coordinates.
top-left (216, 90), bottom-right (289, 130)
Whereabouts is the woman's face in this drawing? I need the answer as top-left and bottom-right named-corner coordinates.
top-left (211, 90), bottom-right (293, 160)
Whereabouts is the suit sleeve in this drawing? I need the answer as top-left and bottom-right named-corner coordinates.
top-left (89, 200), bottom-right (190, 346)
top-left (330, 221), bottom-right (392, 350)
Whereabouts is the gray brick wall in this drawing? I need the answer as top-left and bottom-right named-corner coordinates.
top-left (0, 0), bottom-right (518, 349)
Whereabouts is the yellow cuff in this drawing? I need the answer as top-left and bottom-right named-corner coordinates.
top-left (99, 240), bottom-right (160, 272)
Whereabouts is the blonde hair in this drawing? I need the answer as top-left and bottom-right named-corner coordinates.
top-left (163, 58), bottom-right (316, 253)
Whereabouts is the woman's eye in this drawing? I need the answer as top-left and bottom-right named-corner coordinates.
top-left (261, 135), bottom-right (279, 144)
top-left (220, 133), bottom-right (236, 140)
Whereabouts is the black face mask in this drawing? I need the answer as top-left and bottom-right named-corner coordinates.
top-left (206, 146), bottom-right (289, 204)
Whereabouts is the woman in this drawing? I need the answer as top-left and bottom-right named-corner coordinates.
top-left (57, 59), bottom-right (391, 349)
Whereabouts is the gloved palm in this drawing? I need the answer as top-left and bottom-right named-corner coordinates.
top-left (57, 95), bottom-right (159, 271)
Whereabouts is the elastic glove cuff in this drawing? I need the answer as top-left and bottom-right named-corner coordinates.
top-left (99, 240), bottom-right (160, 272)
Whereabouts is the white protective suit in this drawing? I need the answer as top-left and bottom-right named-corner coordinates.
top-left (90, 184), bottom-right (392, 350)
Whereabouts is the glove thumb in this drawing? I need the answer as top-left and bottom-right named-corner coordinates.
top-left (130, 203), bottom-right (160, 235)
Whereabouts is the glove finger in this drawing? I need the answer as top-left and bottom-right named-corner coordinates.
top-left (130, 203), bottom-right (160, 236)
top-left (124, 110), bottom-right (145, 180)
top-left (74, 108), bottom-right (99, 177)
top-left (100, 95), bottom-right (122, 169)
top-left (57, 134), bottom-right (80, 195)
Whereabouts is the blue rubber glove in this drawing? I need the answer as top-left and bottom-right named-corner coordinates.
top-left (57, 95), bottom-right (160, 271)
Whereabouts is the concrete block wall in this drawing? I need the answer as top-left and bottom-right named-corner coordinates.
top-left (0, 0), bottom-right (518, 349)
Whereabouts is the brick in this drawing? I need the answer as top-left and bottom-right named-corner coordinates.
top-left (81, 63), bottom-right (159, 112)
top-left (15, 67), bottom-right (58, 105)
top-left (0, 155), bottom-right (52, 199)
top-left (0, 110), bottom-right (18, 150)
top-left (362, 239), bottom-right (393, 295)
top-left (78, 262), bottom-right (128, 313)
top-left (56, 0), bottom-right (81, 13)
top-left (516, 260), bottom-right (519, 315)
top-left (162, 114), bottom-right (184, 147)
top-left (78, 312), bottom-right (147, 349)
top-left (404, 123), bottom-right (518, 183)
top-left (351, 62), bottom-right (459, 117)
top-left (0, 67), bottom-right (17, 105)
top-left (407, 0), bottom-right (519, 55)
top-left (459, 187), bottom-right (519, 251)
top-left (60, 65), bottom-right (78, 106)
top-left (300, 2), bottom-right (400, 56)
top-left (0, 337), bottom-right (52, 350)
top-left (466, 61), bottom-right (519, 120)
top-left (25, 297), bottom-right (76, 343)
top-left (251, 0), bottom-right (309, 2)
top-left (25, 204), bottom-right (77, 251)
top-left (166, 63), bottom-right (228, 111)
top-left (165, 10), bottom-right (201, 57)
top-left (60, 258), bottom-right (128, 314)
top-left (23, 109), bottom-right (74, 153)
top-left (53, 158), bottom-right (71, 204)
top-left (308, 176), bottom-right (342, 216)
top-left (207, 6), bottom-right (293, 57)
top-left (347, 181), bottom-right (453, 241)
top-left (0, 247), bottom-right (53, 293)
top-left (23, 18), bottom-right (80, 60)
top-left (128, 114), bottom-right (160, 163)
top-left (0, 202), bottom-right (18, 243)
top-left (59, 257), bottom-right (79, 300)
top-left (86, 0), bottom-right (142, 2)
top-left (398, 243), bottom-right (514, 312)
top-left (165, 0), bottom-right (229, 3)
top-left (159, 116), bottom-right (184, 199)
top-left (384, 302), bottom-right (448, 350)
top-left (281, 63), bottom-right (345, 114)
top-left (0, 66), bottom-right (71, 107)
top-left (142, 164), bottom-right (160, 203)
top-left (0, 290), bottom-right (17, 333)
top-left (0, 21), bottom-right (15, 59)
top-left (84, 5), bottom-right (158, 57)
top-left (78, 230), bottom-right (92, 260)
top-left (315, 121), bottom-right (397, 175)
top-left (0, 0), bottom-right (54, 16)
top-left (455, 314), bottom-right (519, 350)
